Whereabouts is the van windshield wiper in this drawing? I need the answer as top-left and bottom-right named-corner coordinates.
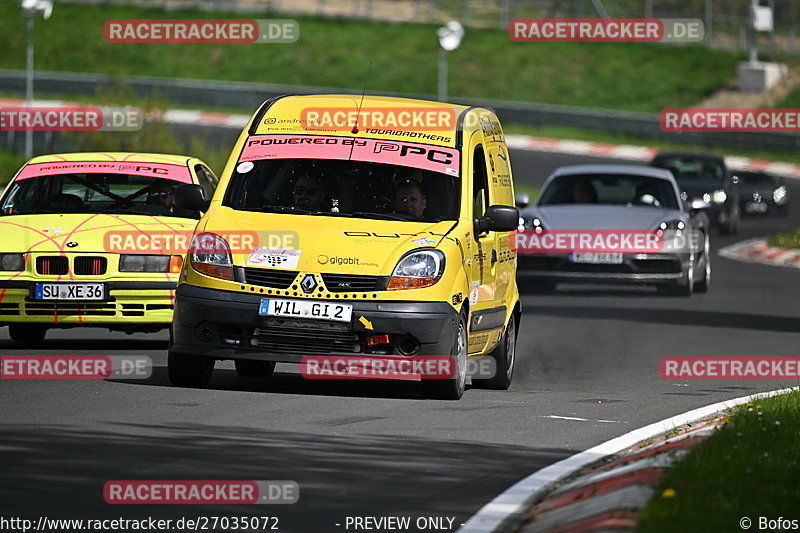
top-left (239, 205), bottom-right (314, 215)
top-left (351, 211), bottom-right (419, 221)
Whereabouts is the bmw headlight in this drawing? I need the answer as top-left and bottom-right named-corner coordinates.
top-left (774, 185), bottom-right (787, 205)
top-left (0, 253), bottom-right (24, 271)
top-left (120, 254), bottom-right (182, 273)
top-left (712, 190), bottom-right (727, 204)
top-left (387, 249), bottom-right (445, 290)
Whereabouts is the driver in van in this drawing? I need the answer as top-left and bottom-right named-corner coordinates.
top-left (292, 172), bottom-right (328, 212)
top-left (394, 178), bottom-right (428, 219)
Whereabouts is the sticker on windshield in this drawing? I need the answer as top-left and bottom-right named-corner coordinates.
top-left (15, 161), bottom-right (192, 182)
top-left (247, 247), bottom-right (302, 269)
top-left (240, 135), bottom-right (460, 177)
top-left (237, 161), bottom-right (254, 173)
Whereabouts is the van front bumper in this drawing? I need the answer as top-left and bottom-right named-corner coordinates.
top-left (170, 284), bottom-right (459, 363)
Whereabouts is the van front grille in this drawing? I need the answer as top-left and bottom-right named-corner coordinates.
top-left (244, 268), bottom-right (298, 289)
top-left (321, 274), bottom-right (382, 292)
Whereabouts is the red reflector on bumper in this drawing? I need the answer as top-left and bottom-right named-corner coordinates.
top-left (366, 334), bottom-right (391, 346)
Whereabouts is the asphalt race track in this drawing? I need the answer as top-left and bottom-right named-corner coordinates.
top-left (1, 149), bottom-right (799, 532)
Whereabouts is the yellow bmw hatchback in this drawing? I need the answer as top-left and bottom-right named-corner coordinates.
top-left (0, 152), bottom-right (217, 344)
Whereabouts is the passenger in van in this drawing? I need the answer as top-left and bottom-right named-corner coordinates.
top-left (394, 179), bottom-right (428, 219)
top-left (292, 173), bottom-right (328, 211)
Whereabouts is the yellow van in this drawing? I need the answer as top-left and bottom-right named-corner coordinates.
top-left (168, 95), bottom-right (520, 399)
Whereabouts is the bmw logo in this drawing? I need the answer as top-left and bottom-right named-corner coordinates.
top-left (66, 242), bottom-right (79, 248)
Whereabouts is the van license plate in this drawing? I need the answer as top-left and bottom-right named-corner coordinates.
top-left (258, 298), bottom-right (353, 322)
top-left (34, 283), bottom-right (105, 300)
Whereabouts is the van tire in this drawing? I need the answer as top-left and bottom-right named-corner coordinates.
top-left (168, 351), bottom-right (214, 388)
top-left (473, 314), bottom-right (515, 390)
top-left (235, 359), bottom-right (276, 378)
top-left (8, 324), bottom-right (47, 345)
top-left (421, 313), bottom-right (467, 400)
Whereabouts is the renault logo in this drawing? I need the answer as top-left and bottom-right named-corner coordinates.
top-left (301, 274), bottom-right (317, 293)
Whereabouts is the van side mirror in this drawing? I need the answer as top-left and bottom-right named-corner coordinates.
top-left (515, 193), bottom-right (530, 208)
top-left (475, 205), bottom-right (520, 233)
top-left (174, 184), bottom-right (208, 212)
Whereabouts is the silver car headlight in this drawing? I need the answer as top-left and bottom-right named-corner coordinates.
top-left (774, 185), bottom-right (787, 205)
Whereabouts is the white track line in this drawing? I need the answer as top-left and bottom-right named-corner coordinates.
top-left (458, 386), bottom-right (798, 533)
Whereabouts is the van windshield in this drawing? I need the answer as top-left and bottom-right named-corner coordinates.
top-left (223, 158), bottom-right (460, 222)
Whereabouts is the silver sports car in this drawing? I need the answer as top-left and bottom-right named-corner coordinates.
top-left (517, 165), bottom-right (711, 296)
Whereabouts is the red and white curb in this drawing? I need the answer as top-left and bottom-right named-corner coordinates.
top-left (718, 239), bottom-right (800, 268)
top-left (504, 135), bottom-right (800, 179)
top-left (518, 423), bottom-right (718, 532)
top-left (4, 97), bottom-right (800, 179)
top-left (457, 386), bottom-right (798, 533)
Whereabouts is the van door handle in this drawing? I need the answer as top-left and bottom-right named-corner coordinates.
top-left (491, 250), bottom-right (498, 264)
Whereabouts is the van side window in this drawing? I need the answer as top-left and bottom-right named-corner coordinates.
top-left (473, 145), bottom-right (489, 222)
top-left (194, 164), bottom-right (218, 199)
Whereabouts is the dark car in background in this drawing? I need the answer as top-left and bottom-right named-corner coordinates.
top-left (736, 170), bottom-right (789, 216)
top-left (650, 152), bottom-right (740, 235)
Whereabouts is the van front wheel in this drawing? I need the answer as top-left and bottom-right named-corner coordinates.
top-left (421, 313), bottom-right (467, 400)
top-left (473, 314), bottom-right (515, 390)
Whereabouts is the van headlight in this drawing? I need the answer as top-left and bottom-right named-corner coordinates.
top-left (0, 253), bottom-right (24, 271)
top-left (189, 232), bottom-right (233, 281)
top-left (387, 249), bottom-right (444, 291)
top-left (712, 190), bottom-right (727, 204)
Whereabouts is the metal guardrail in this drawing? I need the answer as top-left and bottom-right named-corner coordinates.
top-left (1, 69), bottom-right (798, 153)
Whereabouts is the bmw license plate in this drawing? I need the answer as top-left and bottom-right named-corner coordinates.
top-left (258, 298), bottom-right (353, 322)
top-left (570, 252), bottom-right (624, 264)
top-left (34, 283), bottom-right (105, 300)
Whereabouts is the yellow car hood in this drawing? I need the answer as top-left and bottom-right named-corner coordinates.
top-left (0, 213), bottom-right (197, 254)
top-left (202, 208), bottom-right (455, 276)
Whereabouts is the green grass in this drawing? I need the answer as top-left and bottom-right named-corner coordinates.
top-left (767, 228), bottom-right (800, 249)
top-left (638, 391), bottom-right (800, 532)
top-left (514, 185), bottom-right (539, 204)
top-left (776, 88), bottom-right (800, 108)
top-left (0, 4), bottom-right (746, 113)
top-left (0, 149), bottom-right (27, 186)
top-left (504, 123), bottom-right (800, 165)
